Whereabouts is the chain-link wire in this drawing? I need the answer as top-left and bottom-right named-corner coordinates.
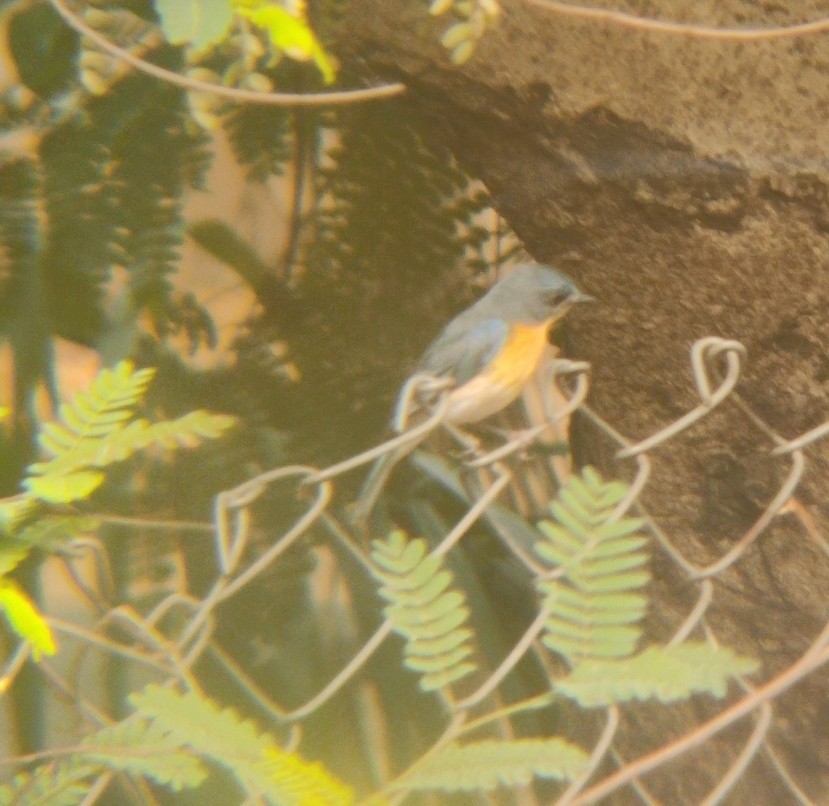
top-left (14, 335), bottom-right (829, 804)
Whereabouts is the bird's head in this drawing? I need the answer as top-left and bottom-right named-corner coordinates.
top-left (483, 263), bottom-right (593, 325)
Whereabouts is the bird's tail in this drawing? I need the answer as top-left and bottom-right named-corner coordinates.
top-left (350, 442), bottom-right (416, 532)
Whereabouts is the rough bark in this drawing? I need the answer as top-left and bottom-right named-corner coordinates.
top-left (337, 1), bottom-right (829, 801)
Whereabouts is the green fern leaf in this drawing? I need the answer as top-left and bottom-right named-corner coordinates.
top-left (535, 467), bottom-right (649, 666)
top-left (554, 643), bottom-right (760, 707)
top-left (0, 579), bottom-right (56, 659)
top-left (393, 738), bottom-right (588, 793)
top-left (0, 761), bottom-right (97, 806)
top-left (130, 684), bottom-right (353, 804)
top-left (370, 530), bottom-right (477, 693)
top-left (80, 715), bottom-right (208, 791)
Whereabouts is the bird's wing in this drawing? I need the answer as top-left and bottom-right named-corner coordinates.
top-left (416, 316), bottom-right (509, 386)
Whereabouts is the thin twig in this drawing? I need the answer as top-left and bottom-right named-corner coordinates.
top-left (526, 0), bottom-right (829, 41)
top-left (94, 513), bottom-right (214, 533)
top-left (49, 0), bottom-right (405, 107)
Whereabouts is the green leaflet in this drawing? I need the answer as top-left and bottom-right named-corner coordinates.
top-left (0, 762), bottom-right (97, 806)
top-left (24, 471), bottom-right (105, 504)
top-left (534, 467), bottom-right (650, 665)
top-left (371, 530), bottom-right (477, 693)
top-left (23, 361), bottom-right (234, 504)
top-left (555, 643), bottom-right (760, 707)
top-left (130, 685), bottom-right (354, 804)
top-left (392, 737), bottom-right (587, 792)
top-left (232, 0), bottom-right (337, 84)
top-left (29, 361), bottom-right (155, 474)
top-left (2, 687), bottom-right (353, 804)
top-left (80, 716), bottom-right (207, 791)
top-left (155, 0), bottom-right (234, 51)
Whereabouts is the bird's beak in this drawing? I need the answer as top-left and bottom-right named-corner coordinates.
top-left (573, 292), bottom-right (595, 305)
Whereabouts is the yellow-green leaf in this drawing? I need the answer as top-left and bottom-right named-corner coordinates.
top-left (0, 580), bottom-right (56, 659)
top-left (24, 471), bottom-right (105, 504)
top-left (259, 746), bottom-right (355, 805)
top-left (233, 2), bottom-right (336, 84)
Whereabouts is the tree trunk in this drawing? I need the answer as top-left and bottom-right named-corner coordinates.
top-left (338, 1), bottom-right (829, 801)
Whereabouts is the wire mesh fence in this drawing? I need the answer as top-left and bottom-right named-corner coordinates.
top-left (5, 335), bottom-right (829, 804)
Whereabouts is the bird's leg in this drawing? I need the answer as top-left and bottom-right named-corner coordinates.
top-left (442, 422), bottom-right (483, 460)
top-left (464, 422), bottom-right (565, 468)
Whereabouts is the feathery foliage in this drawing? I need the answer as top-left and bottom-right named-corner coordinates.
top-left (555, 643), bottom-right (761, 707)
top-left (1, 685), bottom-right (353, 804)
top-left (2, 2), bottom-right (212, 351)
top-left (371, 530), bottom-right (477, 692)
top-left (533, 469), bottom-right (756, 705)
top-left (23, 360), bottom-right (234, 505)
top-left (393, 737), bottom-right (588, 792)
top-left (0, 360), bottom-right (233, 660)
top-left (534, 467), bottom-right (650, 665)
top-left (130, 684), bottom-right (354, 804)
top-left (79, 715), bottom-right (208, 790)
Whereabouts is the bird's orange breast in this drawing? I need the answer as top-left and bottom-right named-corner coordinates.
top-left (445, 321), bottom-right (552, 424)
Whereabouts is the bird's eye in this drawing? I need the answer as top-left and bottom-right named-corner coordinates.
top-left (549, 291), bottom-right (571, 308)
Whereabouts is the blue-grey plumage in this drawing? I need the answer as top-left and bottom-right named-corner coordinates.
top-left (352, 263), bottom-right (591, 528)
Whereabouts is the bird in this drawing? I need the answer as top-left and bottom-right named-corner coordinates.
top-left (351, 263), bottom-right (592, 527)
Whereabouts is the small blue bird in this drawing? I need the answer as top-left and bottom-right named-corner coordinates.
top-left (353, 263), bottom-right (592, 525)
